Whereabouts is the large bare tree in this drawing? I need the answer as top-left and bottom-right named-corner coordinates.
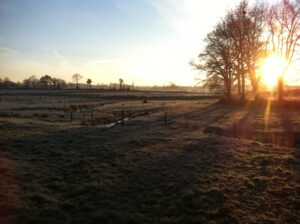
top-left (226, 0), bottom-right (267, 100)
top-left (192, 1), bottom-right (267, 100)
top-left (267, 0), bottom-right (300, 100)
top-left (242, 2), bottom-right (268, 99)
top-left (192, 20), bottom-right (236, 99)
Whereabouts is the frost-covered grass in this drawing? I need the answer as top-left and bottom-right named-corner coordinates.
top-left (0, 90), bottom-right (299, 224)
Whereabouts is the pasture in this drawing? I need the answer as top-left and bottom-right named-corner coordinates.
top-left (0, 90), bottom-right (299, 224)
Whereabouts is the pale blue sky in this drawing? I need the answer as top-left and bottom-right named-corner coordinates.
top-left (1, 0), bottom-right (256, 86)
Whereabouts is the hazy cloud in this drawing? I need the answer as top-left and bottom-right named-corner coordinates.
top-left (147, 0), bottom-right (241, 35)
top-left (0, 47), bottom-right (21, 56)
top-left (84, 59), bottom-right (122, 67)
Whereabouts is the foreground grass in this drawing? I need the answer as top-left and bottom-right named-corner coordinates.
top-left (0, 92), bottom-right (299, 224)
top-left (1, 119), bottom-right (299, 224)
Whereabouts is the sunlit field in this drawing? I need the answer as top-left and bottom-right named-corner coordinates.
top-left (0, 89), bottom-right (299, 224)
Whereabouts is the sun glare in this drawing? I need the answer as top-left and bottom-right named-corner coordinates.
top-left (261, 54), bottom-right (287, 89)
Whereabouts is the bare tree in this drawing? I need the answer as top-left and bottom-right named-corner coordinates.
top-left (23, 78), bottom-right (30, 89)
top-left (52, 78), bottom-right (67, 89)
top-left (226, 1), bottom-right (247, 97)
top-left (192, 1), bottom-right (268, 100)
top-left (87, 79), bottom-right (92, 89)
top-left (23, 75), bottom-right (38, 89)
top-left (29, 75), bottom-right (39, 89)
top-left (243, 3), bottom-right (268, 99)
top-left (267, 0), bottom-right (300, 100)
top-left (72, 73), bottom-right (83, 90)
top-left (39, 75), bottom-right (53, 89)
top-left (0, 77), bottom-right (17, 89)
top-left (202, 74), bottom-right (225, 94)
top-left (192, 19), bottom-right (235, 100)
top-left (119, 78), bottom-right (124, 90)
top-left (226, 0), bottom-right (267, 100)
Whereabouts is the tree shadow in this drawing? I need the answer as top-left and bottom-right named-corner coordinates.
top-left (1, 100), bottom-right (300, 223)
top-left (202, 105), bottom-right (237, 127)
top-left (103, 135), bottom-right (240, 223)
top-left (278, 108), bottom-right (299, 146)
top-left (203, 103), bottom-right (300, 147)
top-left (176, 102), bottom-right (239, 128)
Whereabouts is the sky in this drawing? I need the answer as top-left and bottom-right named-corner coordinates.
top-left (0, 0), bottom-right (257, 86)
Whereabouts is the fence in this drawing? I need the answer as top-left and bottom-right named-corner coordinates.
top-left (66, 107), bottom-right (170, 127)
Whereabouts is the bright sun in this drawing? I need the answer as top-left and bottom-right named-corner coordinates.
top-left (261, 54), bottom-right (287, 89)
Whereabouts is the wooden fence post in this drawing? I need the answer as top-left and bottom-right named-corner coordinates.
top-left (70, 112), bottom-right (73, 122)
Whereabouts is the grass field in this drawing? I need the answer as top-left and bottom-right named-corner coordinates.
top-left (0, 90), bottom-right (299, 224)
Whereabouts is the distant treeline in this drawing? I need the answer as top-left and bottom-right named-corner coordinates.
top-left (0, 75), bottom-right (70, 90)
top-left (0, 75), bottom-right (93, 90)
top-left (0, 76), bottom-right (203, 92)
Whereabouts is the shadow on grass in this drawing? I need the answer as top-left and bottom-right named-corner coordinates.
top-left (108, 136), bottom-right (240, 224)
top-left (203, 102), bottom-right (300, 147)
top-left (4, 133), bottom-right (241, 223)
top-left (1, 104), bottom-right (299, 224)
top-left (174, 101), bottom-right (238, 128)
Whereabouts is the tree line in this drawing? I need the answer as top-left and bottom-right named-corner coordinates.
top-left (191, 0), bottom-right (300, 101)
top-left (0, 74), bottom-right (93, 90)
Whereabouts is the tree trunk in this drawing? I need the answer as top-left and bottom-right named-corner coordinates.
top-left (237, 74), bottom-right (241, 96)
top-left (250, 72), bottom-right (258, 100)
top-left (241, 73), bottom-right (245, 100)
top-left (252, 82), bottom-right (258, 100)
top-left (226, 80), bottom-right (232, 100)
top-left (237, 47), bottom-right (242, 96)
top-left (278, 77), bottom-right (283, 101)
